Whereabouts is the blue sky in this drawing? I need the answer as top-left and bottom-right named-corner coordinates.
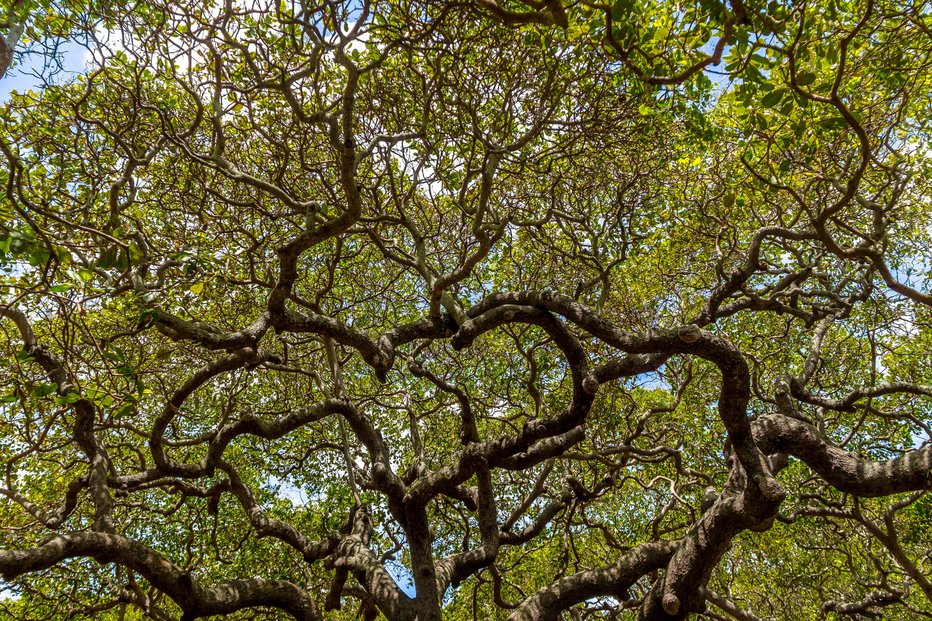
top-left (1, 38), bottom-right (89, 102)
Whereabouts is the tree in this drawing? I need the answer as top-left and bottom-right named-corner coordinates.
top-left (0, 1), bottom-right (111, 81)
top-left (0, 0), bottom-right (930, 619)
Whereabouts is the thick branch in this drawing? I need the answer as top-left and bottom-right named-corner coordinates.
top-left (0, 533), bottom-right (322, 621)
top-left (509, 541), bottom-right (679, 621)
top-left (754, 413), bottom-right (932, 497)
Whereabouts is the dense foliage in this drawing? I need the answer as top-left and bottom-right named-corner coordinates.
top-left (1, 1), bottom-right (931, 619)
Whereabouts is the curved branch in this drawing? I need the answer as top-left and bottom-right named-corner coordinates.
top-left (0, 532), bottom-right (322, 621)
top-left (508, 540), bottom-right (679, 621)
top-left (462, 292), bottom-right (783, 501)
top-left (754, 413), bottom-right (932, 497)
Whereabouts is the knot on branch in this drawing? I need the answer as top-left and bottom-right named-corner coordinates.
top-left (700, 487), bottom-right (718, 513)
top-left (371, 338), bottom-right (394, 382)
top-left (230, 346), bottom-right (263, 367)
top-left (370, 353), bottom-right (390, 382)
top-left (677, 324), bottom-right (702, 344)
top-left (566, 477), bottom-right (595, 500)
top-left (450, 320), bottom-right (477, 350)
top-left (342, 504), bottom-right (374, 544)
top-left (461, 442), bottom-right (487, 469)
top-left (662, 592), bottom-right (681, 615)
top-left (753, 474), bottom-right (787, 503)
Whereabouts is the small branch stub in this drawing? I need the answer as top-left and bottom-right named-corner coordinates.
top-left (754, 474), bottom-right (787, 503)
top-left (677, 324), bottom-right (702, 344)
top-left (662, 592), bottom-right (681, 615)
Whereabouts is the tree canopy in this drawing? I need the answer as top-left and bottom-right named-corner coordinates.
top-left (0, 0), bottom-right (931, 619)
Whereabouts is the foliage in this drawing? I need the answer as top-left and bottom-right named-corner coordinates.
top-left (0, 1), bottom-right (931, 620)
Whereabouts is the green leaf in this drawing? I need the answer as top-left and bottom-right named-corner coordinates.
top-left (610, 0), bottom-right (633, 21)
top-left (54, 392), bottom-right (81, 405)
top-left (85, 388), bottom-right (115, 407)
top-left (796, 71), bottom-right (817, 86)
top-left (818, 116), bottom-right (849, 130)
top-left (761, 89), bottom-right (785, 108)
top-left (31, 382), bottom-right (58, 399)
top-left (15, 350), bottom-right (34, 362)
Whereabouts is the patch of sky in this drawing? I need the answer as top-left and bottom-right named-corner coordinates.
top-left (630, 370), bottom-right (669, 391)
top-left (1, 37), bottom-right (91, 102)
top-left (385, 555), bottom-right (416, 597)
top-left (267, 474), bottom-right (315, 506)
top-left (0, 579), bottom-right (17, 600)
